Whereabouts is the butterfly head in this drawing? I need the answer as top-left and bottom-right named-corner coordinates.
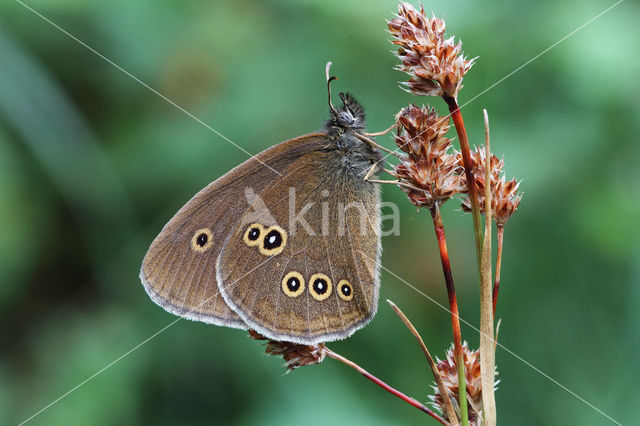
top-left (323, 63), bottom-right (382, 172)
top-left (325, 92), bottom-right (366, 134)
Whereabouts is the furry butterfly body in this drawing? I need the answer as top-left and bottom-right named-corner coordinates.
top-left (140, 93), bottom-right (383, 344)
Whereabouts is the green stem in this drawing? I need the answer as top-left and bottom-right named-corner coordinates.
top-left (479, 109), bottom-right (497, 425)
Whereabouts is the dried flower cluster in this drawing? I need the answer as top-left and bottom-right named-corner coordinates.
top-left (459, 148), bottom-right (522, 226)
top-left (392, 105), bottom-right (465, 209)
top-left (388, 2), bottom-right (475, 99)
top-left (248, 330), bottom-right (325, 371)
top-left (385, 5), bottom-right (509, 424)
top-left (430, 342), bottom-right (496, 425)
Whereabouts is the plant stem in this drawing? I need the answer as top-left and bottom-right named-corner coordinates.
top-left (493, 225), bottom-right (504, 315)
top-left (480, 110), bottom-right (497, 425)
top-left (443, 95), bottom-right (482, 272)
top-left (387, 300), bottom-right (459, 426)
top-left (324, 347), bottom-right (447, 425)
top-left (430, 205), bottom-right (469, 426)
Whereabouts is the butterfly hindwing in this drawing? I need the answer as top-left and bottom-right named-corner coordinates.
top-left (216, 147), bottom-right (382, 344)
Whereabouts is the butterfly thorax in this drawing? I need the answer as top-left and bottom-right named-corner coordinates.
top-left (324, 92), bottom-right (384, 176)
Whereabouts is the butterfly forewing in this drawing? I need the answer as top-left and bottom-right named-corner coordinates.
top-left (140, 134), bottom-right (328, 328)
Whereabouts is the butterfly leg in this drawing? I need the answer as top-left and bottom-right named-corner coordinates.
top-left (363, 164), bottom-right (429, 195)
top-left (363, 123), bottom-right (396, 137)
top-left (363, 163), bottom-right (399, 185)
top-left (363, 162), bottom-right (397, 184)
top-left (352, 132), bottom-right (404, 160)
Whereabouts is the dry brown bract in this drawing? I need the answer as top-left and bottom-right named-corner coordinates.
top-left (431, 342), bottom-right (495, 426)
top-left (388, 2), bottom-right (475, 99)
top-left (391, 105), bottom-right (465, 209)
top-left (248, 330), bottom-right (325, 371)
top-left (459, 148), bottom-right (522, 226)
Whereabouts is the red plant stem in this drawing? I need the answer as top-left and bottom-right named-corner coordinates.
top-left (443, 95), bottom-right (482, 270)
top-left (324, 347), bottom-right (447, 425)
top-left (493, 225), bottom-right (504, 315)
top-left (430, 205), bottom-right (468, 424)
top-left (430, 207), bottom-right (462, 346)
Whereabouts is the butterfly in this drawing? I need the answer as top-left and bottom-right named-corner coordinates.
top-left (140, 70), bottom-right (383, 345)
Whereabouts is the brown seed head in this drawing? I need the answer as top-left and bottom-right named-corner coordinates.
top-left (459, 147), bottom-right (522, 225)
top-left (431, 342), bottom-right (496, 425)
top-left (388, 2), bottom-right (475, 98)
top-left (392, 105), bottom-right (465, 209)
top-left (493, 177), bottom-right (522, 226)
top-left (248, 330), bottom-right (325, 371)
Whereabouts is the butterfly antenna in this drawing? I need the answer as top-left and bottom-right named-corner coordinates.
top-left (326, 61), bottom-right (338, 115)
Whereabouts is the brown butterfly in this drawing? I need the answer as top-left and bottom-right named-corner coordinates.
top-left (140, 69), bottom-right (383, 344)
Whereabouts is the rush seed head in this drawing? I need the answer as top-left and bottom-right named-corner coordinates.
top-left (459, 147), bottom-right (522, 226)
top-left (388, 2), bottom-right (476, 99)
top-left (392, 105), bottom-right (465, 209)
top-left (430, 342), bottom-right (497, 425)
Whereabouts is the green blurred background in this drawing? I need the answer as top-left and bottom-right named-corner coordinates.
top-left (1, 0), bottom-right (638, 424)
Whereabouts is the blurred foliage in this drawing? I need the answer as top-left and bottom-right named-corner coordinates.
top-left (1, 0), bottom-right (639, 425)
